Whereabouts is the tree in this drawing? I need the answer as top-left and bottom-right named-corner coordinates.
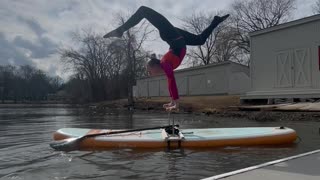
top-left (182, 12), bottom-right (223, 66)
top-left (63, 74), bottom-right (91, 103)
top-left (231, 0), bottom-right (296, 54)
top-left (50, 76), bottom-right (64, 92)
top-left (182, 12), bottom-right (248, 66)
top-left (214, 26), bottom-right (249, 65)
top-left (113, 12), bottom-right (154, 107)
top-left (18, 65), bottom-right (36, 100)
top-left (0, 65), bottom-right (16, 102)
top-left (313, 0), bottom-right (320, 14)
top-left (60, 30), bottom-right (114, 101)
top-left (60, 13), bottom-right (153, 103)
top-left (0, 65), bottom-right (61, 102)
top-left (29, 70), bottom-right (52, 100)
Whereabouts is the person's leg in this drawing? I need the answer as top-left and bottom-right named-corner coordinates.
top-left (176, 14), bottom-right (230, 46)
top-left (199, 14), bottom-right (229, 43)
top-left (175, 27), bottom-right (203, 46)
top-left (104, 6), bottom-right (179, 40)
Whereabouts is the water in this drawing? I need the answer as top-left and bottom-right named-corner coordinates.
top-left (1, 107), bottom-right (320, 180)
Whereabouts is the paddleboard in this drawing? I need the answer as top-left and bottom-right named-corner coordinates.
top-left (52, 126), bottom-right (297, 150)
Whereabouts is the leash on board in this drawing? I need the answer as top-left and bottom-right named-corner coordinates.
top-left (167, 111), bottom-right (177, 135)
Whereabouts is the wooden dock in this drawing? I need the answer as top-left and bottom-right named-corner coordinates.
top-left (234, 102), bottom-right (320, 112)
top-left (203, 149), bottom-right (320, 180)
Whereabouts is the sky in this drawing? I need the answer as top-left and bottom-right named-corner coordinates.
top-left (0, 0), bottom-right (317, 80)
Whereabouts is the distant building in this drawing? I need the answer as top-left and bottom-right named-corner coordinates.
top-left (243, 14), bottom-right (320, 103)
top-left (135, 61), bottom-right (250, 98)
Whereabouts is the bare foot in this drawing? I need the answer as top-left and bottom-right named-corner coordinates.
top-left (163, 102), bottom-right (173, 108)
top-left (166, 103), bottom-right (179, 112)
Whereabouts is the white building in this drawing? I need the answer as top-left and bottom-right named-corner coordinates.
top-left (243, 14), bottom-right (320, 102)
top-left (135, 61), bottom-right (250, 98)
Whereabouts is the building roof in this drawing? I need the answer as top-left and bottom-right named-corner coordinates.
top-left (138, 61), bottom-right (248, 80)
top-left (175, 60), bottom-right (247, 73)
top-left (250, 14), bottom-right (320, 37)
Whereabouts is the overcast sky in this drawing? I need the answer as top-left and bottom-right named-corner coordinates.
top-left (0, 0), bottom-right (317, 80)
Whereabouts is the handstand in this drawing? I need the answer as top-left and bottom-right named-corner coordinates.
top-left (104, 6), bottom-right (229, 111)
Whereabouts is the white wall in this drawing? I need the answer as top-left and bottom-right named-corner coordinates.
top-left (229, 72), bottom-right (251, 95)
top-left (135, 62), bottom-right (250, 97)
top-left (245, 16), bottom-right (320, 99)
top-left (250, 19), bottom-right (320, 93)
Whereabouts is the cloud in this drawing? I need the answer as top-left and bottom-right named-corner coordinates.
top-left (17, 16), bottom-right (46, 37)
top-left (13, 35), bottom-right (58, 59)
top-left (0, 32), bottom-right (34, 66)
top-left (16, 17), bottom-right (58, 58)
top-left (0, 0), bottom-right (316, 80)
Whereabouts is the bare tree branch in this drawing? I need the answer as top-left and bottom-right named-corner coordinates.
top-left (313, 0), bottom-right (320, 14)
top-left (230, 0), bottom-right (296, 56)
top-left (182, 12), bottom-right (220, 65)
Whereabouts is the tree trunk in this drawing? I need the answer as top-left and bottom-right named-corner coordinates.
top-left (127, 35), bottom-right (134, 108)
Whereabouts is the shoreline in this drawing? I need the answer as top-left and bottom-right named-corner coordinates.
top-left (0, 103), bottom-right (83, 108)
top-left (2, 96), bottom-right (320, 122)
top-left (90, 96), bottom-right (320, 122)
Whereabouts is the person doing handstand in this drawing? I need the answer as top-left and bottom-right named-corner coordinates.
top-left (104, 6), bottom-right (229, 111)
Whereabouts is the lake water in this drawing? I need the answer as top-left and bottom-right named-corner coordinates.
top-left (1, 107), bottom-right (320, 180)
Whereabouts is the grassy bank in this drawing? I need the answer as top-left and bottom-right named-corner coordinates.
top-left (135, 96), bottom-right (240, 112)
top-left (93, 95), bottom-right (240, 113)
top-left (92, 96), bottom-right (320, 122)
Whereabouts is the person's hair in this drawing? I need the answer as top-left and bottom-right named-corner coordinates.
top-left (147, 58), bottom-right (161, 68)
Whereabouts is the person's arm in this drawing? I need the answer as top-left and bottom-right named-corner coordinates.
top-left (160, 62), bottom-right (179, 100)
